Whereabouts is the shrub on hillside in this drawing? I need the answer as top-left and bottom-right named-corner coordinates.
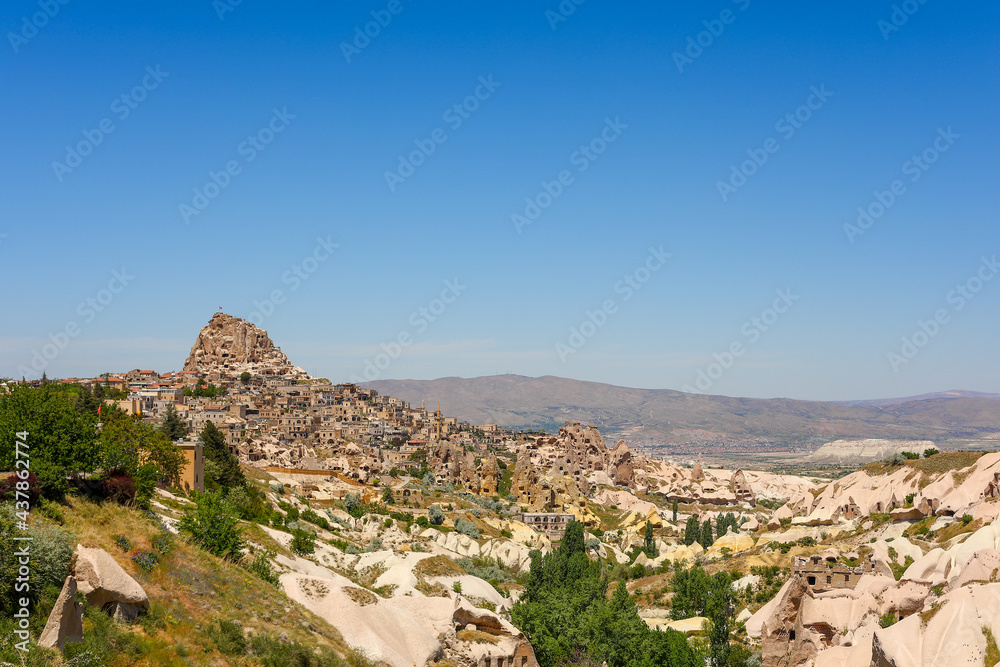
top-left (290, 528), bottom-right (315, 555)
top-left (225, 484), bottom-right (270, 523)
top-left (301, 509), bottom-right (329, 530)
top-left (428, 505), bottom-right (445, 526)
top-left (179, 491), bottom-right (244, 560)
top-left (455, 517), bottom-right (480, 539)
top-left (101, 471), bottom-right (137, 505)
top-left (0, 472), bottom-right (42, 507)
top-left (242, 549), bottom-right (280, 585)
top-left (0, 504), bottom-right (74, 615)
top-left (344, 492), bottom-right (363, 518)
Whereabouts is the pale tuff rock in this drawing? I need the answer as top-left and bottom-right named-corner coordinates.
top-left (183, 312), bottom-right (308, 378)
top-left (807, 438), bottom-right (934, 464)
top-left (808, 452), bottom-right (1000, 525)
top-left (73, 545), bottom-right (149, 621)
top-left (38, 576), bottom-right (84, 649)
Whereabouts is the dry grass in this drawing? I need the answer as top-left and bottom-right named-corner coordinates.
top-left (936, 518), bottom-right (981, 544)
top-left (58, 495), bottom-right (361, 664)
top-left (920, 600), bottom-right (947, 625)
top-left (985, 627), bottom-right (1000, 665)
top-left (415, 555), bottom-right (466, 577)
top-left (344, 586), bottom-right (378, 606)
top-left (457, 629), bottom-right (499, 645)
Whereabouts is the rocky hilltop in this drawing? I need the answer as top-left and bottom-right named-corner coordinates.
top-left (183, 312), bottom-right (308, 378)
top-left (806, 438), bottom-right (934, 464)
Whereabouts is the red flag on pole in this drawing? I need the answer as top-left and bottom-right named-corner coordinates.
top-left (97, 405), bottom-right (101, 415)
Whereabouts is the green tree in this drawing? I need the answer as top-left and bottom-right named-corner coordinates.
top-left (672, 499), bottom-right (679, 523)
top-left (0, 383), bottom-right (99, 500)
top-left (684, 515), bottom-right (700, 546)
top-left (200, 421), bottom-right (244, 490)
top-left (513, 519), bottom-right (696, 667)
top-left (428, 504), bottom-right (445, 525)
top-left (239, 372), bottom-right (251, 384)
top-left (99, 407), bottom-right (186, 507)
top-left (699, 519), bottom-right (714, 550)
top-left (180, 491), bottom-right (244, 560)
top-left (382, 486), bottom-right (394, 504)
top-left (643, 521), bottom-right (657, 558)
top-left (160, 403), bottom-right (187, 440)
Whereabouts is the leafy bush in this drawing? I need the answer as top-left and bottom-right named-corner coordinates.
top-left (885, 453), bottom-right (907, 466)
top-left (179, 491), bottom-right (244, 560)
top-left (454, 556), bottom-right (516, 584)
top-left (301, 509), bottom-right (330, 530)
top-left (225, 485), bottom-right (270, 523)
top-left (962, 514), bottom-right (974, 525)
top-left (242, 550), bottom-right (279, 585)
top-left (924, 448), bottom-right (939, 458)
top-left (455, 517), bottom-right (480, 539)
top-left (0, 472), bottom-right (42, 507)
top-left (22, 517), bottom-right (74, 599)
top-left (101, 471), bottom-right (137, 505)
top-left (428, 505), bottom-right (445, 526)
top-left (364, 537), bottom-right (383, 553)
top-left (416, 515), bottom-right (430, 529)
top-left (901, 451), bottom-right (920, 460)
top-left (879, 611), bottom-right (897, 628)
top-left (269, 481), bottom-right (285, 494)
top-left (290, 528), bottom-right (315, 555)
top-left (344, 492), bottom-right (363, 518)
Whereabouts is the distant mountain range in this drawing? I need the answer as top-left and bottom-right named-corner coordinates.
top-left (832, 390), bottom-right (1000, 407)
top-left (362, 375), bottom-right (1000, 450)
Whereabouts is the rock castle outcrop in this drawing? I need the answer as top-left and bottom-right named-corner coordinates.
top-left (183, 313), bottom-right (308, 378)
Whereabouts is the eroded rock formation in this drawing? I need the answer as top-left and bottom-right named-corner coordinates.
top-left (183, 312), bottom-right (308, 377)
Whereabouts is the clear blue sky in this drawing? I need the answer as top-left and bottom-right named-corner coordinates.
top-left (2, 1), bottom-right (998, 401)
